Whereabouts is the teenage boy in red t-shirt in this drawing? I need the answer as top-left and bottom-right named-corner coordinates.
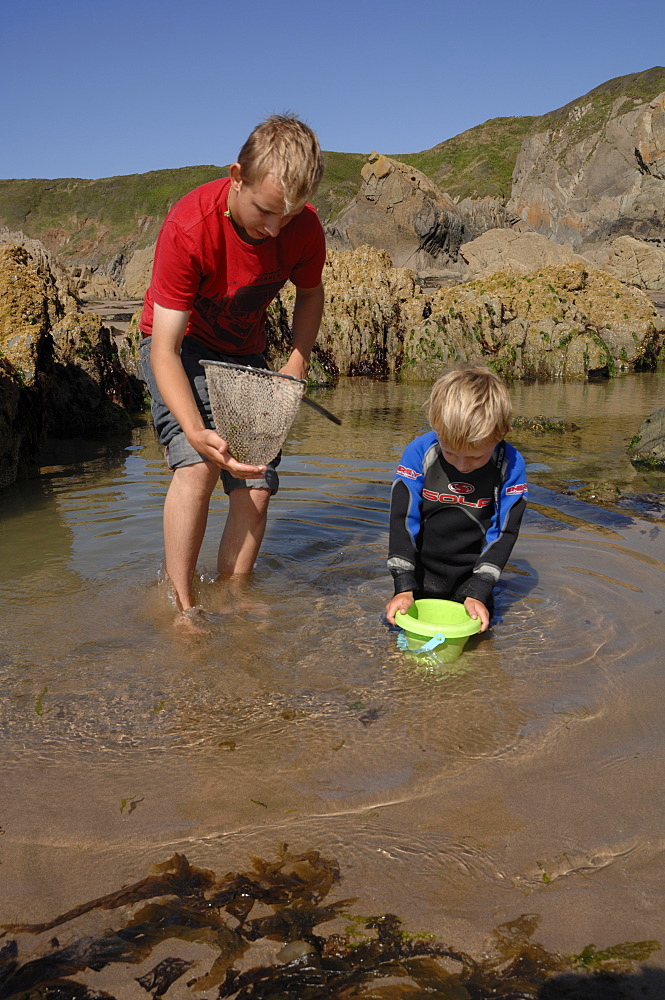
top-left (139, 114), bottom-right (326, 616)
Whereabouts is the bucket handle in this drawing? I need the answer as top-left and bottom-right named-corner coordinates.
top-left (397, 631), bottom-right (447, 653)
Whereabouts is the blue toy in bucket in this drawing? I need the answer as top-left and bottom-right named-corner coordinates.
top-left (394, 599), bottom-right (481, 663)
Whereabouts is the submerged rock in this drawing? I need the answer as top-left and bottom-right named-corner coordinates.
top-left (629, 407), bottom-right (665, 466)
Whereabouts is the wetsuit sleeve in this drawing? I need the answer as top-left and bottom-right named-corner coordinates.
top-left (455, 445), bottom-right (528, 605)
top-left (387, 440), bottom-right (426, 595)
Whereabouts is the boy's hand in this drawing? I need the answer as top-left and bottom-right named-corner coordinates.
top-left (187, 428), bottom-right (267, 478)
top-left (464, 597), bottom-right (490, 632)
top-left (278, 352), bottom-right (309, 381)
top-left (385, 591), bottom-right (414, 625)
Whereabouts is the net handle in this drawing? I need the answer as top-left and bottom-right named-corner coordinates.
top-left (199, 359), bottom-right (307, 387)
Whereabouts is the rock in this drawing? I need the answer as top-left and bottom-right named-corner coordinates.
top-left (460, 228), bottom-right (588, 280)
top-left (0, 356), bottom-right (34, 488)
top-left (71, 266), bottom-right (124, 300)
top-left (124, 244), bottom-right (155, 298)
top-left (269, 249), bottom-right (662, 382)
top-left (0, 226), bottom-right (124, 302)
top-left (512, 415), bottom-right (579, 433)
top-left (325, 152), bottom-right (468, 276)
top-left (0, 242), bottom-right (146, 487)
top-left (566, 482), bottom-right (622, 503)
top-left (455, 196), bottom-right (522, 239)
top-left (398, 261), bottom-right (661, 381)
top-left (509, 91), bottom-right (665, 245)
top-left (48, 311), bottom-right (146, 435)
top-left (582, 235), bottom-right (665, 290)
top-left (267, 246), bottom-right (418, 377)
top-left (629, 407), bottom-right (665, 466)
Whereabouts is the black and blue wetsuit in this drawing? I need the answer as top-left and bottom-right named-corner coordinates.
top-left (387, 431), bottom-right (528, 606)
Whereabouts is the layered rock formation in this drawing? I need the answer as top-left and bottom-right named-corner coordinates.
top-left (509, 90), bottom-right (665, 246)
top-left (268, 247), bottom-right (662, 382)
top-left (0, 228), bottom-right (124, 300)
top-left (325, 153), bottom-right (469, 276)
top-left (0, 244), bottom-right (145, 487)
top-left (123, 245), bottom-right (156, 298)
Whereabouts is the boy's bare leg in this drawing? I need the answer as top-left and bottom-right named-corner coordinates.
top-left (163, 461), bottom-right (220, 611)
top-left (217, 488), bottom-right (270, 577)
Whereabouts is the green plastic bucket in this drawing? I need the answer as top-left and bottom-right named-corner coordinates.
top-left (394, 599), bottom-right (481, 663)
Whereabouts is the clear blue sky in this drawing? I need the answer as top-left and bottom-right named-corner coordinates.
top-left (2, 0), bottom-right (664, 180)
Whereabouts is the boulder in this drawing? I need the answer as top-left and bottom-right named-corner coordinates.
top-left (628, 407), bottom-right (665, 466)
top-left (398, 261), bottom-right (661, 381)
top-left (0, 242), bottom-right (146, 487)
top-left (267, 246), bottom-right (418, 377)
top-left (460, 228), bottom-right (587, 280)
top-left (325, 153), bottom-right (468, 276)
top-left (124, 244), bottom-right (155, 298)
top-left (582, 235), bottom-right (665, 290)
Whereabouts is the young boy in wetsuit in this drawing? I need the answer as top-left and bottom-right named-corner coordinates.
top-left (139, 114), bottom-right (326, 615)
top-left (385, 365), bottom-right (528, 632)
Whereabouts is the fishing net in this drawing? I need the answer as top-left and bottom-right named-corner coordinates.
top-left (200, 360), bottom-right (306, 465)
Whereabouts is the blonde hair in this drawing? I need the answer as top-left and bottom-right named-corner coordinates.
top-left (237, 113), bottom-right (324, 214)
top-left (426, 364), bottom-right (512, 449)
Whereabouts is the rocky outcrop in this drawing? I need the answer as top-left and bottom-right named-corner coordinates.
top-left (509, 91), bottom-right (665, 246)
top-left (123, 245), bottom-right (156, 298)
top-left (0, 227), bottom-right (79, 314)
top-left (268, 247), bottom-right (662, 382)
top-left (454, 196), bottom-right (520, 238)
top-left (0, 244), bottom-right (145, 487)
top-left (460, 228), bottom-right (588, 280)
top-left (70, 266), bottom-right (124, 300)
top-left (628, 408), bottom-right (665, 466)
top-left (582, 236), bottom-right (665, 290)
top-left (0, 227), bottom-right (124, 301)
top-left (325, 153), bottom-right (469, 276)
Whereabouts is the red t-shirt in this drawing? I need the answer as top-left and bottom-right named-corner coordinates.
top-left (140, 176), bottom-right (326, 355)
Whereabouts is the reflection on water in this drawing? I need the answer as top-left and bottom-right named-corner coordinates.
top-left (1, 375), bottom-right (665, 990)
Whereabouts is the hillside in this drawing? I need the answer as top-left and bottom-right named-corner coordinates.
top-left (393, 116), bottom-right (538, 200)
top-left (0, 151), bottom-right (367, 269)
top-left (538, 65), bottom-right (665, 137)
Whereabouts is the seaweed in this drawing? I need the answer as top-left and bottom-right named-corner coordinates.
top-left (0, 846), bottom-right (661, 999)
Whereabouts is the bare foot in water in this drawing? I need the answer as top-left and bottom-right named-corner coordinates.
top-left (173, 605), bottom-right (214, 636)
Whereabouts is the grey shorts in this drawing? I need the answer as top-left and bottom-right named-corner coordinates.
top-left (139, 336), bottom-right (280, 495)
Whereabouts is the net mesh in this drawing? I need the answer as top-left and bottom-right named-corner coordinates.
top-left (201, 361), bottom-right (306, 465)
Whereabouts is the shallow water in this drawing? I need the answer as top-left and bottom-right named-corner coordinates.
top-left (1, 374), bottom-right (665, 985)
